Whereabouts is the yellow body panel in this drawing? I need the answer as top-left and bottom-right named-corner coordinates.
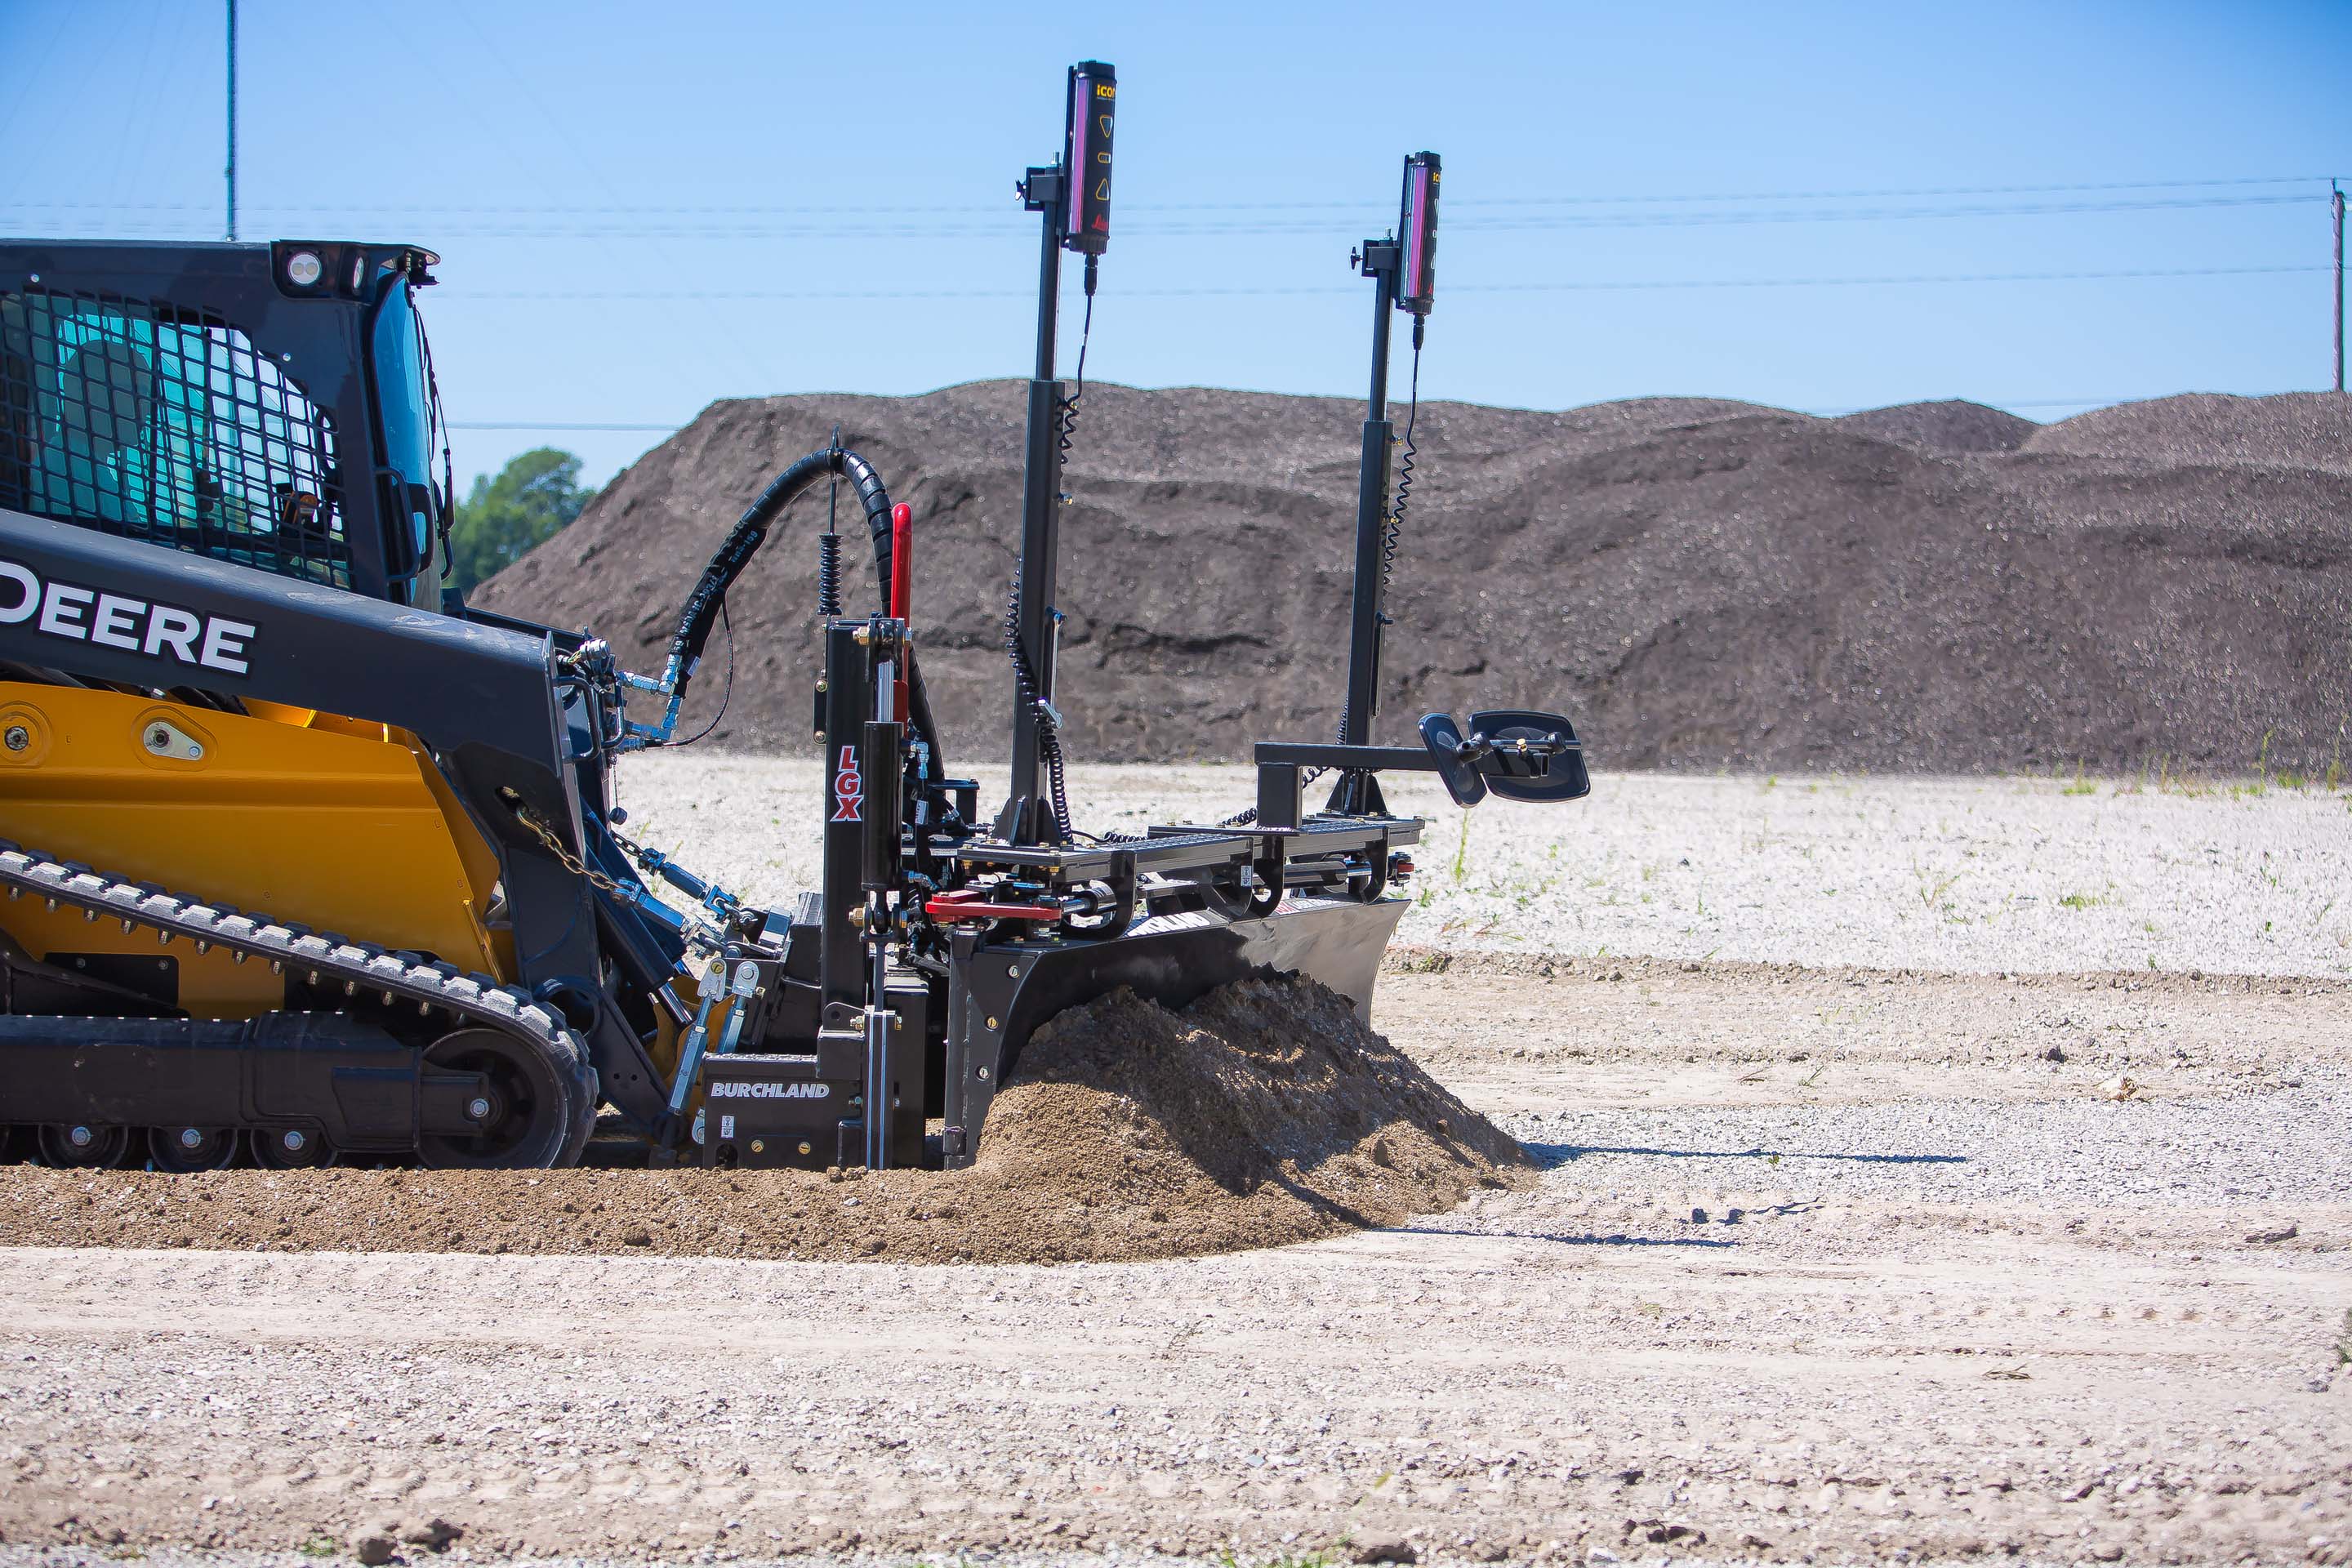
top-left (0, 680), bottom-right (506, 1017)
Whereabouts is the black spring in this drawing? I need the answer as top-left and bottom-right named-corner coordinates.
top-left (816, 531), bottom-right (843, 617)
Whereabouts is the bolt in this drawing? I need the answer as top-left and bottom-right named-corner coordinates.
top-left (797, 1141), bottom-right (813, 1156)
top-left (68, 1125), bottom-right (93, 1148)
top-left (282, 1129), bottom-right (307, 1152)
top-left (2, 725), bottom-right (27, 751)
top-left (147, 726), bottom-right (170, 751)
top-left (1007, 964), bottom-right (1022, 978)
top-left (985, 1016), bottom-right (1000, 1031)
top-left (466, 1096), bottom-right (492, 1120)
top-left (179, 1127), bottom-right (203, 1150)
top-left (976, 1066), bottom-right (991, 1081)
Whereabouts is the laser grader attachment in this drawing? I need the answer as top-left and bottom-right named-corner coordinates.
top-left (0, 64), bottom-right (1584, 1174)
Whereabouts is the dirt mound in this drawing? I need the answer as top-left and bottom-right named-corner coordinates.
top-left (472, 382), bottom-right (2352, 775)
top-left (0, 976), bottom-right (1527, 1263)
top-left (1833, 398), bottom-right (2034, 452)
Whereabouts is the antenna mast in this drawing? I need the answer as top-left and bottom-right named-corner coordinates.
top-left (225, 0), bottom-right (238, 242)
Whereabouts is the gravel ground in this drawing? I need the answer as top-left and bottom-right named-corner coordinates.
top-left (1506, 1085), bottom-right (2352, 1206)
top-left (613, 754), bottom-right (2352, 978)
top-left (5, 763), bottom-right (2348, 1566)
top-left (2, 957), bottom-right (2346, 1566)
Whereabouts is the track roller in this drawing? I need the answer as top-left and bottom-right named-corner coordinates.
top-left (37, 1123), bottom-right (133, 1169)
top-left (149, 1125), bottom-right (240, 1173)
top-left (415, 1027), bottom-right (597, 1169)
top-left (248, 1127), bottom-right (333, 1169)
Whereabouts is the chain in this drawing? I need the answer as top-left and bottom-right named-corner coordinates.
top-left (507, 800), bottom-right (626, 896)
top-left (508, 803), bottom-right (733, 969)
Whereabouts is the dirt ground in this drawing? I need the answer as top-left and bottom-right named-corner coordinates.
top-left (0, 976), bottom-right (1528, 1265)
top-left (2, 951), bottom-right (2346, 1566)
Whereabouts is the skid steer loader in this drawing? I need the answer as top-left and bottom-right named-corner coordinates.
top-left (0, 65), bottom-right (1587, 1173)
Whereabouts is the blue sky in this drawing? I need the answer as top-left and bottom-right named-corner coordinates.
top-left (4, 0), bottom-right (2346, 488)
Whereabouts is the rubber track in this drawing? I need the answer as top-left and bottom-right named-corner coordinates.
top-left (0, 838), bottom-right (599, 1166)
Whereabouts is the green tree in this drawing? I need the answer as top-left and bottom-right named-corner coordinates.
top-left (448, 447), bottom-right (595, 594)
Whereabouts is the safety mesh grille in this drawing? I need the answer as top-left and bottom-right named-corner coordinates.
top-left (0, 287), bottom-right (350, 587)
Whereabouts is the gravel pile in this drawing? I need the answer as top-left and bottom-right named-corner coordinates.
top-left (2022, 390), bottom-right (2352, 474)
top-left (474, 384), bottom-right (2352, 774)
top-left (1831, 397), bottom-right (2034, 452)
top-left (0, 976), bottom-right (1525, 1262)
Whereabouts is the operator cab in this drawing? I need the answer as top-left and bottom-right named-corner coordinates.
top-left (0, 238), bottom-right (453, 608)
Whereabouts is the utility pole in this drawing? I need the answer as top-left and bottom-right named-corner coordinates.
top-left (2333, 180), bottom-right (2345, 394)
top-left (223, 0), bottom-right (237, 242)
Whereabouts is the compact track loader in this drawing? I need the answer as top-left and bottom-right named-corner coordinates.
top-left (0, 66), bottom-right (1587, 1173)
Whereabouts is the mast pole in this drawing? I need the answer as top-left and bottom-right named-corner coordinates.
top-left (225, 0), bottom-right (238, 242)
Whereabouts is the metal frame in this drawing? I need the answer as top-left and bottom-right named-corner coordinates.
top-left (0, 239), bottom-right (443, 605)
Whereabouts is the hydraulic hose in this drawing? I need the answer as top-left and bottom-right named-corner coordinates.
top-left (666, 444), bottom-right (895, 678)
top-left (657, 444), bottom-right (945, 772)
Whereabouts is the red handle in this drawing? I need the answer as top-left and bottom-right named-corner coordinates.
top-left (888, 502), bottom-right (913, 721)
top-left (888, 502), bottom-right (912, 621)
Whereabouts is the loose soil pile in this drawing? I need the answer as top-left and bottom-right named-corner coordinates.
top-left (0, 976), bottom-right (1527, 1263)
top-left (474, 384), bottom-right (2352, 774)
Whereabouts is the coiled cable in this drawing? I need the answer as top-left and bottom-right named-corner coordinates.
top-left (1224, 327), bottom-right (1425, 827)
top-left (1000, 256), bottom-right (1098, 840)
top-left (1055, 256), bottom-right (1098, 503)
top-left (1387, 324), bottom-right (1423, 630)
top-left (1004, 571), bottom-right (1074, 841)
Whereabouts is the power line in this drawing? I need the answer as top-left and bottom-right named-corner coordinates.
top-left (6, 192), bottom-right (2324, 243)
top-left (5, 173), bottom-right (2337, 219)
top-left (428, 263), bottom-right (2327, 305)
